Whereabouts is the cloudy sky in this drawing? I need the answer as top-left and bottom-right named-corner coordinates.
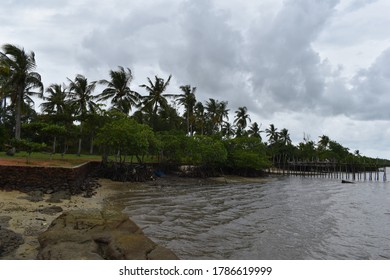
top-left (2, 0), bottom-right (390, 158)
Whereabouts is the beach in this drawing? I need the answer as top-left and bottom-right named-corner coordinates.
top-left (0, 174), bottom-right (268, 259)
top-left (0, 179), bottom-right (125, 260)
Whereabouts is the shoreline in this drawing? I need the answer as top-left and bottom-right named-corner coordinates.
top-left (0, 174), bottom-right (269, 259)
top-left (0, 178), bottom-right (122, 260)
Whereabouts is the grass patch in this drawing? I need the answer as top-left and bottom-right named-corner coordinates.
top-left (0, 152), bottom-right (162, 167)
top-left (0, 152), bottom-right (101, 167)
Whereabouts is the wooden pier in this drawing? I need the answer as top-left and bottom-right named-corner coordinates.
top-left (269, 161), bottom-right (387, 182)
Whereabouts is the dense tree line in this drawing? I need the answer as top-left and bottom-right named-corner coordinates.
top-left (0, 44), bottom-right (388, 175)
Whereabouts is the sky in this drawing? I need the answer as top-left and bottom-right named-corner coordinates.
top-left (2, 0), bottom-right (390, 158)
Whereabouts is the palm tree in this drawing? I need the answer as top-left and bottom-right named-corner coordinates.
top-left (67, 74), bottom-right (98, 156)
top-left (41, 83), bottom-right (71, 154)
top-left (0, 61), bottom-right (10, 98)
top-left (318, 135), bottom-right (330, 151)
top-left (140, 75), bottom-right (174, 129)
top-left (265, 124), bottom-right (278, 145)
top-left (221, 122), bottom-right (235, 138)
top-left (205, 98), bottom-right (219, 131)
top-left (279, 128), bottom-right (291, 145)
top-left (41, 83), bottom-right (68, 115)
top-left (234, 106), bottom-right (251, 130)
top-left (217, 101), bottom-right (229, 131)
top-left (248, 122), bottom-right (262, 140)
top-left (0, 44), bottom-right (43, 140)
top-left (0, 62), bottom-right (10, 124)
top-left (194, 101), bottom-right (206, 135)
top-left (205, 98), bottom-right (229, 133)
top-left (98, 66), bottom-right (141, 115)
top-left (140, 74), bottom-right (173, 114)
top-left (177, 85), bottom-right (196, 136)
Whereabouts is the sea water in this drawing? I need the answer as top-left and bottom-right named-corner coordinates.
top-left (113, 176), bottom-right (390, 259)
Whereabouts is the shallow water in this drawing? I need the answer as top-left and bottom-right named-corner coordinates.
top-left (116, 176), bottom-right (390, 259)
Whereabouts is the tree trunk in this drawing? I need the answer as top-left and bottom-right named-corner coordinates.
top-left (187, 110), bottom-right (190, 136)
top-left (15, 90), bottom-right (22, 140)
top-left (62, 138), bottom-right (67, 156)
top-left (77, 123), bottom-right (83, 156)
top-left (1, 98), bottom-right (6, 124)
top-left (77, 138), bottom-right (82, 156)
top-left (89, 133), bottom-right (94, 154)
top-left (52, 136), bottom-right (57, 154)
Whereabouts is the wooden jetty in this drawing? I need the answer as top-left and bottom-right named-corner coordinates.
top-left (268, 161), bottom-right (387, 182)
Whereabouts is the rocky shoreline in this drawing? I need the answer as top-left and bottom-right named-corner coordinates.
top-left (0, 178), bottom-right (178, 260)
top-left (0, 174), bottom-right (268, 260)
top-left (37, 209), bottom-right (178, 260)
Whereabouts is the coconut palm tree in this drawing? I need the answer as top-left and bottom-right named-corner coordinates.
top-left (67, 74), bottom-right (98, 156)
top-left (205, 98), bottom-right (229, 133)
top-left (140, 75), bottom-right (174, 113)
top-left (248, 122), bottom-right (262, 140)
top-left (265, 124), bottom-right (278, 145)
top-left (140, 74), bottom-right (174, 129)
top-left (68, 74), bottom-right (98, 118)
top-left (0, 61), bottom-right (10, 123)
top-left (177, 85), bottom-right (196, 136)
top-left (278, 128), bottom-right (291, 145)
top-left (205, 98), bottom-right (219, 130)
top-left (234, 106), bottom-right (251, 130)
top-left (98, 66), bottom-right (141, 115)
top-left (194, 101), bottom-right (206, 135)
top-left (222, 122), bottom-right (235, 138)
top-left (40, 83), bottom-right (73, 154)
top-left (0, 44), bottom-right (43, 139)
top-left (0, 60), bottom-right (10, 98)
top-left (217, 101), bottom-right (229, 131)
top-left (318, 135), bottom-right (330, 151)
top-left (41, 83), bottom-right (68, 115)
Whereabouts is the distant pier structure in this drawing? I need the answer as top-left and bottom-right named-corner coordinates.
top-left (269, 161), bottom-right (387, 182)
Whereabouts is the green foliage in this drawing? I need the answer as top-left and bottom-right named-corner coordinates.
top-left (95, 115), bottom-right (157, 163)
top-left (156, 133), bottom-right (227, 167)
top-left (190, 135), bottom-right (227, 167)
top-left (11, 138), bottom-right (47, 162)
top-left (41, 124), bottom-right (67, 136)
top-left (2, 43), bottom-right (388, 170)
top-left (157, 131), bottom-right (188, 163)
top-left (225, 137), bottom-right (271, 170)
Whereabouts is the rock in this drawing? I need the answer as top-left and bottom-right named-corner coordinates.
top-left (21, 190), bottom-right (45, 202)
top-left (38, 206), bottom-right (63, 215)
top-left (0, 216), bottom-right (12, 227)
top-left (37, 210), bottom-right (178, 260)
top-left (0, 228), bottom-right (24, 257)
top-left (147, 245), bottom-right (179, 260)
top-left (46, 190), bottom-right (71, 203)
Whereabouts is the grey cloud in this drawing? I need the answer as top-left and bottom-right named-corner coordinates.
top-left (6, 0), bottom-right (389, 125)
top-left (318, 0), bottom-right (390, 47)
top-left (248, 0), bottom-right (339, 116)
top-left (77, 1), bottom-right (180, 73)
top-left (348, 48), bottom-right (390, 120)
top-left (344, 0), bottom-right (378, 12)
top-left (315, 47), bottom-right (390, 121)
top-left (158, 0), bottom-right (248, 104)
